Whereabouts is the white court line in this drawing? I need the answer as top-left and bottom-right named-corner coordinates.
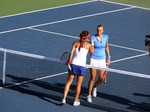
top-left (0, 48), bottom-right (149, 90)
top-left (1, 60), bottom-right (149, 90)
top-left (28, 27), bottom-right (149, 69)
top-left (111, 52), bottom-right (149, 63)
top-left (0, 71), bottom-right (68, 89)
top-left (0, 6), bottom-right (135, 35)
top-left (86, 64), bottom-right (150, 79)
top-left (99, 0), bottom-right (150, 11)
top-left (109, 44), bottom-right (147, 53)
top-left (0, 0), bottom-right (98, 19)
top-left (0, 0), bottom-right (149, 19)
top-left (28, 27), bottom-right (79, 39)
top-left (0, 1), bottom-right (149, 90)
top-left (29, 27), bottom-right (148, 53)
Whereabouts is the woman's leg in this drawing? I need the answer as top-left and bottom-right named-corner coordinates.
top-left (91, 70), bottom-right (105, 97)
top-left (62, 73), bottom-right (75, 100)
top-left (93, 70), bottom-right (105, 88)
top-left (74, 75), bottom-right (84, 102)
top-left (88, 68), bottom-right (97, 95)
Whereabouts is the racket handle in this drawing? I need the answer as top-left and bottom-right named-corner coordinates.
top-left (68, 65), bottom-right (72, 71)
top-left (103, 71), bottom-right (108, 83)
top-left (103, 76), bottom-right (107, 83)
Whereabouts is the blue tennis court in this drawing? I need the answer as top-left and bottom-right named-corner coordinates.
top-left (0, 1), bottom-right (150, 112)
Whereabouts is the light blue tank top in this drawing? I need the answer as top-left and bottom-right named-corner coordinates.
top-left (90, 34), bottom-right (109, 59)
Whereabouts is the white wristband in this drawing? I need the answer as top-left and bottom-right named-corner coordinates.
top-left (91, 42), bottom-right (94, 46)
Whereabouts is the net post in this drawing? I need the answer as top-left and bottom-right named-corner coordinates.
top-left (2, 49), bottom-right (6, 84)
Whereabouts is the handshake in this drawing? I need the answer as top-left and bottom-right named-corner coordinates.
top-left (145, 35), bottom-right (150, 56)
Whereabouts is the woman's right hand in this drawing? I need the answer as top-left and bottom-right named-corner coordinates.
top-left (67, 60), bottom-right (71, 65)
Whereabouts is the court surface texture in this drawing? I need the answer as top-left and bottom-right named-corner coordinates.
top-left (0, 0), bottom-right (150, 112)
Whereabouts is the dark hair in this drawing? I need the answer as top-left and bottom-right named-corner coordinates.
top-left (80, 30), bottom-right (89, 39)
top-left (78, 30), bottom-right (89, 51)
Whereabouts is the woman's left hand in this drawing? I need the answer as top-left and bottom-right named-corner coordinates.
top-left (106, 59), bottom-right (110, 66)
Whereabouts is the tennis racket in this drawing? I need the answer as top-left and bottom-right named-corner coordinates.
top-left (86, 64), bottom-right (108, 83)
top-left (102, 65), bottom-right (109, 83)
top-left (60, 52), bottom-right (71, 71)
top-left (103, 71), bottom-right (108, 83)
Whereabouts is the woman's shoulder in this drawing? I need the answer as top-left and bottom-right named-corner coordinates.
top-left (102, 34), bottom-right (108, 37)
top-left (90, 35), bottom-right (97, 40)
top-left (102, 34), bottom-right (109, 39)
top-left (91, 34), bottom-right (97, 38)
top-left (85, 41), bottom-right (91, 45)
top-left (73, 40), bottom-right (80, 47)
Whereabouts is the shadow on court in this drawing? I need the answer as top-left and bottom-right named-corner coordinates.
top-left (3, 75), bottom-right (150, 112)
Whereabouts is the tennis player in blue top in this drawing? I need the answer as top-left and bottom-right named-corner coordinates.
top-left (87, 24), bottom-right (111, 103)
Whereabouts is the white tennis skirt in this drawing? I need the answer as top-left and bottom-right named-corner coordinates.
top-left (90, 58), bottom-right (107, 69)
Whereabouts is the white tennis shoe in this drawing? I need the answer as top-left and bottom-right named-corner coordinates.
top-left (92, 88), bottom-right (97, 97)
top-left (61, 99), bottom-right (66, 104)
top-left (87, 95), bottom-right (92, 103)
top-left (73, 101), bottom-right (80, 106)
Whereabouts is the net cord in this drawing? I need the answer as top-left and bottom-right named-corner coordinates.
top-left (0, 47), bottom-right (150, 85)
top-left (0, 47), bottom-right (61, 62)
top-left (86, 64), bottom-right (150, 79)
top-left (0, 47), bottom-right (61, 84)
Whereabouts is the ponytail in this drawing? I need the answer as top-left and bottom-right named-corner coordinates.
top-left (79, 30), bottom-right (90, 51)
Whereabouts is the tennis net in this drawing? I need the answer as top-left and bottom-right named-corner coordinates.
top-left (0, 47), bottom-right (150, 87)
top-left (0, 47), bottom-right (67, 85)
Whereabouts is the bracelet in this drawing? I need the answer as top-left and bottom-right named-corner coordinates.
top-left (107, 55), bottom-right (111, 58)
